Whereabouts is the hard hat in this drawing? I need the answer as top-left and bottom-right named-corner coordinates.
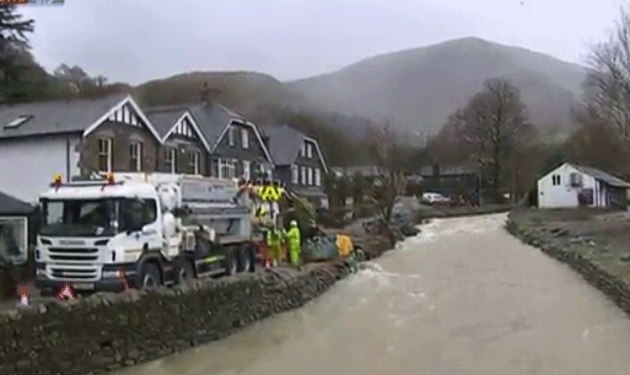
top-left (290, 220), bottom-right (298, 227)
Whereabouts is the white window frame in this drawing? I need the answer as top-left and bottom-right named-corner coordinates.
top-left (189, 150), bottom-right (200, 175)
top-left (291, 165), bottom-right (298, 184)
top-left (552, 174), bottom-right (561, 186)
top-left (0, 217), bottom-right (28, 265)
top-left (241, 128), bottom-right (249, 149)
top-left (308, 167), bottom-right (313, 185)
top-left (315, 168), bottom-right (321, 187)
top-left (218, 158), bottom-right (236, 179)
top-left (307, 143), bottom-right (313, 159)
top-left (129, 142), bottom-right (143, 171)
top-left (165, 147), bottom-right (176, 174)
top-left (98, 137), bottom-right (112, 173)
top-left (228, 126), bottom-right (236, 147)
top-left (301, 142), bottom-right (306, 157)
top-left (301, 166), bottom-right (307, 185)
top-left (243, 160), bottom-right (251, 180)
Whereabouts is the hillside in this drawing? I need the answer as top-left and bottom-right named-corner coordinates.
top-left (288, 37), bottom-right (587, 137)
top-left (133, 71), bottom-right (306, 113)
top-left (132, 71), bottom-right (374, 138)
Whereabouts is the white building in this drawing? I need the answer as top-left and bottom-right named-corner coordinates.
top-left (537, 162), bottom-right (630, 208)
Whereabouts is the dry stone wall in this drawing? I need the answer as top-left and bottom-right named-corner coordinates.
top-left (0, 232), bottom-right (397, 375)
top-left (506, 212), bottom-right (630, 319)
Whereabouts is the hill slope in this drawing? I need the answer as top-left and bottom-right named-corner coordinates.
top-left (288, 37), bottom-right (587, 136)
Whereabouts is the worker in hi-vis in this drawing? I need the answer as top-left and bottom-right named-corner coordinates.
top-left (266, 224), bottom-right (281, 267)
top-left (284, 220), bottom-right (302, 268)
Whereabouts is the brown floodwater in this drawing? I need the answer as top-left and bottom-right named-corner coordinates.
top-left (113, 213), bottom-right (630, 375)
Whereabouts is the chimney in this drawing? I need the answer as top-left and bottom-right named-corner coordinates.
top-left (432, 163), bottom-right (440, 177)
top-left (200, 82), bottom-right (210, 106)
top-left (200, 81), bottom-right (222, 107)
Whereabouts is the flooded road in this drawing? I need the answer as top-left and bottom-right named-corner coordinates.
top-left (114, 213), bottom-right (630, 375)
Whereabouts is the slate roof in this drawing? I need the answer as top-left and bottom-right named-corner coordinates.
top-left (258, 123), bottom-right (305, 166)
top-left (144, 105), bottom-right (188, 139)
top-left (0, 191), bottom-right (34, 215)
top-left (571, 164), bottom-right (630, 188)
top-left (0, 93), bottom-right (129, 139)
top-left (188, 102), bottom-right (245, 150)
top-left (419, 162), bottom-right (480, 177)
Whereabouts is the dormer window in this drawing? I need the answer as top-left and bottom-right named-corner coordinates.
top-left (241, 128), bottom-right (249, 149)
top-left (5, 115), bottom-right (33, 129)
top-left (307, 143), bottom-right (313, 158)
top-left (228, 126), bottom-right (236, 147)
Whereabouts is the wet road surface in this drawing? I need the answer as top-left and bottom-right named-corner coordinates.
top-left (114, 213), bottom-right (630, 375)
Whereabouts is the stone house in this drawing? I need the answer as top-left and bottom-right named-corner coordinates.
top-left (0, 94), bottom-right (163, 203)
top-left (144, 106), bottom-right (212, 175)
top-left (259, 124), bottom-right (329, 208)
top-left (188, 103), bottom-right (273, 180)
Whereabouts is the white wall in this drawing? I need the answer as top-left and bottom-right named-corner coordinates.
top-left (0, 135), bottom-right (81, 204)
top-left (537, 163), bottom-right (597, 208)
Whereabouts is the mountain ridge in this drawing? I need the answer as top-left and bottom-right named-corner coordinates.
top-left (287, 36), bottom-right (588, 137)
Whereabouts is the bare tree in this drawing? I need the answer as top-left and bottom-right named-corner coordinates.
top-left (367, 120), bottom-right (407, 222)
top-left (584, 6), bottom-right (630, 148)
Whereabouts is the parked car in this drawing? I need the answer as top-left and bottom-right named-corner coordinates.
top-left (421, 192), bottom-right (451, 205)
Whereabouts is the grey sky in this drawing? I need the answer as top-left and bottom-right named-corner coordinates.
top-left (18, 0), bottom-right (621, 85)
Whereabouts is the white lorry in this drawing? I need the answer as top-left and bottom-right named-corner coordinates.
top-left (34, 173), bottom-right (257, 294)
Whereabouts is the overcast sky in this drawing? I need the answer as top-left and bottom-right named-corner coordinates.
top-left (16, 0), bottom-right (623, 85)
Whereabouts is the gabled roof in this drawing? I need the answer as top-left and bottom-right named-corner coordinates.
top-left (571, 164), bottom-right (630, 188)
top-left (0, 94), bottom-right (163, 143)
top-left (188, 102), bottom-right (272, 162)
top-left (188, 102), bottom-right (245, 149)
top-left (144, 106), bottom-right (211, 152)
top-left (0, 191), bottom-right (33, 215)
top-left (144, 105), bottom-right (189, 138)
top-left (259, 123), bottom-right (329, 173)
top-left (0, 93), bottom-right (128, 139)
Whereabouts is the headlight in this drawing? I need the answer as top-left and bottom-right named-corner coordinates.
top-left (102, 270), bottom-right (124, 278)
top-left (36, 269), bottom-right (45, 276)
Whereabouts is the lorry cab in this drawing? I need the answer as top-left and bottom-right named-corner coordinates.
top-left (35, 176), bottom-right (165, 293)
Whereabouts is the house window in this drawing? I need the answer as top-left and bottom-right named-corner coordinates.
top-left (291, 165), bottom-right (298, 184)
top-left (552, 174), bottom-right (561, 186)
top-left (228, 126), bottom-right (236, 147)
top-left (241, 128), bottom-right (249, 149)
top-left (315, 168), bottom-right (321, 187)
top-left (189, 150), bottom-right (200, 175)
top-left (98, 137), bottom-right (112, 173)
top-left (165, 147), bottom-right (176, 174)
top-left (218, 158), bottom-right (236, 179)
top-left (307, 143), bottom-right (313, 158)
top-left (243, 160), bottom-right (251, 180)
top-left (308, 167), bottom-right (313, 185)
top-left (570, 173), bottom-right (582, 188)
top-left (301, 142), bottom-right (306, 157)
top-left (129, 142), bottom-right (143, 171)
top-left (301, 166), bottom-right (307, 185)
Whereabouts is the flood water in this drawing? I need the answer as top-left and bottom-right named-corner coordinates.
top-left (114, 213), bottom-right (630, 375)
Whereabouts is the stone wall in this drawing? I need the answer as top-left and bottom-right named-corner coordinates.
top-left (415, 204), bottom-right (512, 221)
top-left (506, 212), bottom-right (630, 319)
top-left (0, 234), bottom-right (396, 375)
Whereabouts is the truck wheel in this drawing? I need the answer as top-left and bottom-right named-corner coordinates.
top-left (238, 247), bottom-right (252, 273)
top-left (140, 263), bottom-right (161, 288)
top-left (224, 250), bottom-right (238, 276)
top-left (176, 259), bottom-right (195, 284)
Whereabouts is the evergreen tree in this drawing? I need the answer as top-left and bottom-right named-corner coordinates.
top-left (0, 5), bottom-right (35, 103)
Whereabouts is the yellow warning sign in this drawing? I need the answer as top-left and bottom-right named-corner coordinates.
top-left (257, 185), bottom-right (283, 201)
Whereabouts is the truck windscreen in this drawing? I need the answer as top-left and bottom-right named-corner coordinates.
top-left (40, 199), bottom-right (116, 237)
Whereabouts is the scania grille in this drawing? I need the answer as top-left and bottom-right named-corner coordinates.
top-left (48, 266), bottom-right (99, 281)
top-left (48, 247), bottom-right (98, 261)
